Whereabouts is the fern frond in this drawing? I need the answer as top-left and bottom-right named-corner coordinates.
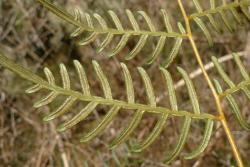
top-left (212, 54), bottom-right (250, 130)
top-left (190, 0), bottom-right (250, 45)
top-left (36, 0), bottom-right (187, 67)
top-left (36, 0), bottom-right (250, 68)
top-left (0, 52), bottom-right (216, 163)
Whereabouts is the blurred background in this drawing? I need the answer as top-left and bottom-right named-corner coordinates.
top-left (0, 0), bottom-right (250, 166)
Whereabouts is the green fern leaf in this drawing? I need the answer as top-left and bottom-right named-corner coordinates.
top-left (109, 110), bottom-right (144, 149)
top-left (162, 23), bottom-right (185, 68)
top-left (58, 102), bottom-right (98, 131)
top-left (190, 0), bottom-right (250, 43)
top-left (212, 54), bottom-right (250, 130)
top-left (233, 53), bottom-right (250, 80)
top-left (73, 60), bottom-right (91, 95)
top-left (43, 96), bottom-right (77, 121)
top-left (177, 67), bottom-right (200, 114)
top-left (214, 80), bottom-right (250, 130)
top-left (80, 106), bottom-right (121, 142)
top-left (164, 116), bottom-right (192, 163)
top-left (125, 34), bottom-right (148, 60)
top-left (131, 67), bottom-right (166, 152)
top-left (193, 17), bottom-right (213, 46)
top-left (121, 63), bottom-right (135, 103)
top-left (0, 51), bottom-right (217, 164)
top-left (131, 113), bottom-right (168, 152)
top-left (184, 119), bottom-right (214, 159)
top-left (212, 56), bottom-right (250, 100)
top-left (36, 0), bottom-right (186, 67)
top-left (93, 60), bottom-right (113, 99)
top-left (160, 68), bottom-right (178, 111)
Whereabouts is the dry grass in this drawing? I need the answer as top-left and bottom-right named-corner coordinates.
top-left (0, 0), bottom-right (250, 166)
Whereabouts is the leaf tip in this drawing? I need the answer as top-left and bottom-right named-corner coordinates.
top-left (43, 115), bottom-right (54, 122)
top-left (57, 125), bottom-right (66, 132)
top-left (33, 102), bottom-right (42, 108)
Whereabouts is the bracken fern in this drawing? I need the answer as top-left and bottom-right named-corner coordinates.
top-left (1, 0), bottom-right (250, 166)
top-left (36, 0), bottom-right (250, 66)
top-left (37, 0), bottom-right (188, 67)
top-left (0, 51), bottom-right (217, 163)
top-left (2, 50), bottom-right (250, 164)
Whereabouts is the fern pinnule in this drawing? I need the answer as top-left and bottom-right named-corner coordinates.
top-left (0, 51), bottom-right (217, 164)
top-left (184, 118), bottom-right (214, 160)
top-left (109, 110), bottom-right (144, 149)
top-left (190, 0), bottom-right (250, 45)
top-left (130, 67), bottom-right (162, 152)
top-left (165, 67), bottom-right (214, 163)
top-left (212, 54), bottom-right (250, 130)
top-left (164, 116), bottom-right (192, 163)
top-left (36, 0), bottom-right (186, 67)
top-left (162, 23), bottom-right (186, 68)
top-left (58, 102), bottom-right (98, 132)
top-left (80, 106), bottom-right (121, 142)
top-left (73, 60), bottom-right (91, 95)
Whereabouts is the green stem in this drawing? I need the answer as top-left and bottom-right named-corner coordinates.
top-left (0, 51), bottom-right (217, 120)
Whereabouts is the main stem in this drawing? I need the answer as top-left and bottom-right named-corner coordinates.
top-left (177, 1), bottom-right (244, 166)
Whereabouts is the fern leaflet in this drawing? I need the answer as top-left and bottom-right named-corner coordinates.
top-left (0, 51), bottom-right (216, 163)
top-left (36, 0), bottom-right (187, 67)
top-left (190, 0), bottom-right (250, 45)
top-left (212, 53), bottom-right (250, 130)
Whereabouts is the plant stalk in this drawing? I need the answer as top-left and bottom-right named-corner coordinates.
top-left (0, 51), bottom-right (217, 121)
top-left (177, 0), bottom-right (244, 166)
